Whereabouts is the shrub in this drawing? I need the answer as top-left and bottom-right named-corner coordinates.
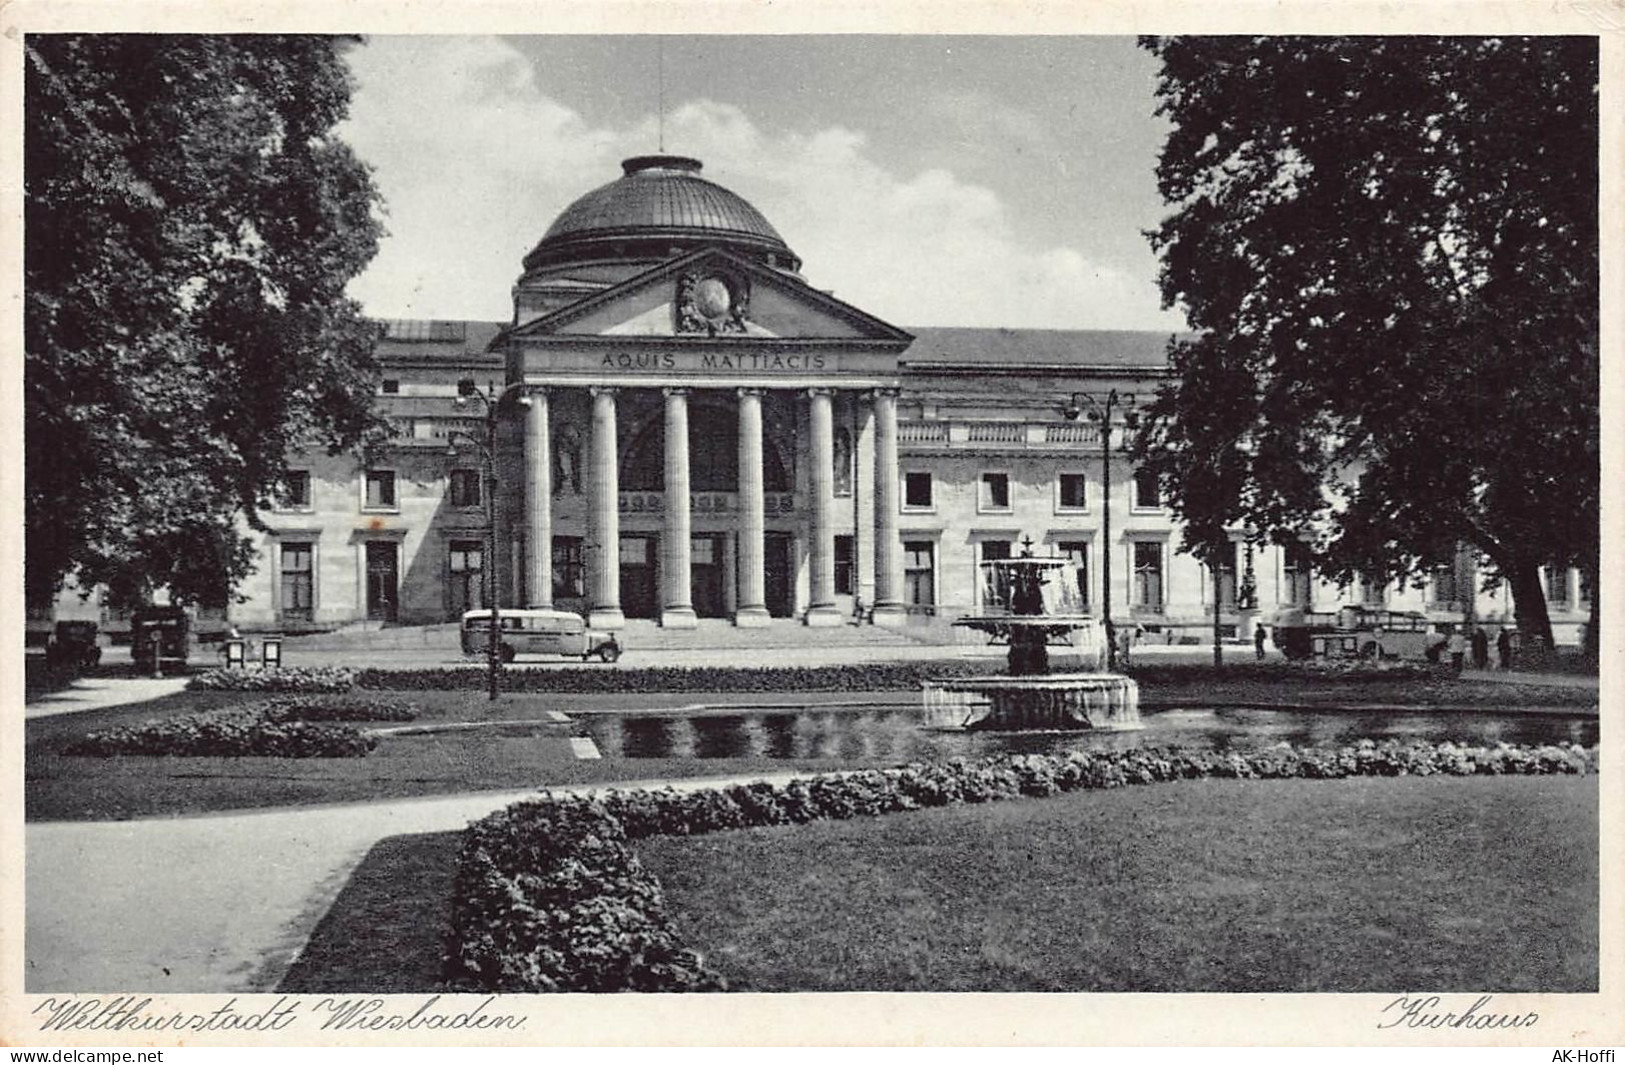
top-left (260, 695), bottom-right (420, 723)
top-left (358, 661), bottom-right (995, 694)
top-left (60, 694), bottom-right (412, 758)
top-left (188, 667), bottom-right (356, 693)
top-left (64, 708), bottom-right (375, 758)
top-left (445, 739), bottom-right (1598, 992)
top-left (444, 796), bottom-right (725, 993)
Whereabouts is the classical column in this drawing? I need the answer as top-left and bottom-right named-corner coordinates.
top-left (661, 387), bottom-right (697, 628)
top-left (587, 386), bottom-right (624, 629)
top-left (854, 394), bottom-right (876, 618)
top-left (871, 387), bottom-right (906, 625)
top-left (805, 387), bottom-right (843, 627)
top-left (734, 388), bottom-right (770, 627)
top-left (523, 389), bottom-right (553, 608)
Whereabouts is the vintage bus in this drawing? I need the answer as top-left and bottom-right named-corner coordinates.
top-left (460, 609), bottom-right (622, 663)
top-left (1271, 606), bottom-right (1448, 661)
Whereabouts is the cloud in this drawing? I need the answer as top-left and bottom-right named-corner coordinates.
top-left (340, 36), bottom-right (1183, 331)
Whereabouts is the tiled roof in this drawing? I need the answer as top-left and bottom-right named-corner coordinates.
top-left (371, 320), bottom-right (1183, 370)
top-left (901, 327), bottom-right (1182, 369)
top-left (375, 320), bottom-right (506, 358)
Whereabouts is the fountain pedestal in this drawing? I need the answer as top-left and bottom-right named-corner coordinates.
top-left (925, 542), bottom-right (1142, 731)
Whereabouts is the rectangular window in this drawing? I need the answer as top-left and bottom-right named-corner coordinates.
top-left (449, 468), bottom-right (482, 508)
top-left (1545, 566), bottom-right (1571, 606)
top-left (364, 469), bottom-right (397, 510)
top-left (553, 536), bottom-right (585, 599)
top-left (1132, 469), bottom-right (1163, 510)
top-left (1432, 563), bottom-right (1460, 604)
top-left (448, 539), bottom-right (484, 614)
top-left (1210, 543), bottom-right (1238, 611)
top-left (278, 470), bottom-right (311, 510)
top-left (904, 472), bottom-right (933, 510)
top-left (1057, 473), bottom-right (1088, 512)
top-left (380, 379), bottom-right (400, 395)
top-left (619, 536), bottom-right (651, 566)
top-left (1359, 572), bottom-right (1387, 607)
top-left (1057, 540), bottom-right (1090, 609)
top-left (691, 536), bottom-right (717, 566)
top-left (279, 542), bottom-right (314, 620)
top-left (903, 540), bottom-right (935, 608)
top-left (834, 535), bottom-right (854, 595)
top-left (979, 472), bottom-right (1011, 512)
top-left (1579, 567), bottom-right (1594, 606)
top-left (1133, 541), bottom-right (1164, 611)
top-left (1282, 543), bottom-right (1312, 606)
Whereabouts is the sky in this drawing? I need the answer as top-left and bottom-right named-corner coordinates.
top-left (338, 35), bottom-right (1188, 333)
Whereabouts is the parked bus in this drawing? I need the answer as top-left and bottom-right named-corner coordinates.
top-left (1271, 606), bottom-right (1448, 662)
top-left (460, 608), bottom-right (622, 663)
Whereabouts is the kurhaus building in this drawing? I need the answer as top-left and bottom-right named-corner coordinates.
top-left (221, 155), bottom-right (1582, 642)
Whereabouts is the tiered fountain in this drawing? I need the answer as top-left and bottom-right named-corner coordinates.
top-left (922, 539), bottom-right (1141, 731)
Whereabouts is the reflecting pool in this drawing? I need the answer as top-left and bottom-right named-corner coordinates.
top-left (572, 705), bottom-right (1598, 762)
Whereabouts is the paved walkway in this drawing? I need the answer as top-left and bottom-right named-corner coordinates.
top-left (24, 769), bottom-right (826, 993)
top-left (24, 676), bottom-right (190, 719)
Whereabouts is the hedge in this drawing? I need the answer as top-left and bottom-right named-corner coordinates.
top-left (445, 739), bottom-right (1598, 992)
top-left (445, 797), bottom-right (723, 993)
top-left (353, 658), bottom-right (1466, 694)
top-left (188, 666), bottom-right (357, 693)
top-left (64, 695), bottom-right (420, 758)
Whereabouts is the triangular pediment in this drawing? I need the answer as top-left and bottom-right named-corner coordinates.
top-left (503, 247), bottom-right (912, 346)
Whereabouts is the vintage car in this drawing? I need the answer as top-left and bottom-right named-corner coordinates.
top-left (460, 608), bottom-right (622, 663)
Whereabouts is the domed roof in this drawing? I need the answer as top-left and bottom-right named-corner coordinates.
top-left (523, 155), bottom-right (800, 273)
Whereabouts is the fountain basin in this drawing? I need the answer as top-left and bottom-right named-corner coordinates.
top-left (923, 673), bottom-right (1142, 732)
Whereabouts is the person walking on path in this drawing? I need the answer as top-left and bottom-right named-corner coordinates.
top-left (1254, 624), bottom-right (1268, 660)
top-left (1471, 626), bottom-right (1489, 671)
top-left (1497, 627), bottom-right (1514, 670)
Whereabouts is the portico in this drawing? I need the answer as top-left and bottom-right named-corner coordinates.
top-left (503, 242), bottom-right (913, 631)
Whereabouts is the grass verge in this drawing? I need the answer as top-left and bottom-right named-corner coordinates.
top-left (635, 774), bottom-right (1598, 992)
top-left (279, 774), bottom-right (1595, 993)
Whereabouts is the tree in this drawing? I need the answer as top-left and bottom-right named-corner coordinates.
top-left (1135, 36), bottom-right (1599, 653)
top-left (24, 34), bottom-right (387, 608)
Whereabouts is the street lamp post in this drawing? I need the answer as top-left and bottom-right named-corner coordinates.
top-left (448, 378), bottom-right (531, 702)
top-left (1063, 390), bottom-right (1136, 672)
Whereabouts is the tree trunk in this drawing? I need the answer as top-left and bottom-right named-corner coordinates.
top-left (1501, 554), bottom-right (1554, 645)
top-left (1584, 553), bottom-right (1599, 666)
top-left (1212, 564), bottom-right (1223, 670)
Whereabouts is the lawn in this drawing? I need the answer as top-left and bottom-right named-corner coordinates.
top-left (279, 774), bottom-right (1597, 993)
top-left (638, 775), bottom-right (1598, 993)
top-left (25, 666), bottom-right (1596, 821)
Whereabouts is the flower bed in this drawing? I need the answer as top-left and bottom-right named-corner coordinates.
top-left (64, 696), bottom-right (419, 758)
top-left (445, 739), bottom-right (1598, 992)
top-left (188, 666), bottom-right (357, 693)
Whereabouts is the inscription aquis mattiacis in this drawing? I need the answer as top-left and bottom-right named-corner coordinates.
top-left (595, 351), bottom-right (832, 372)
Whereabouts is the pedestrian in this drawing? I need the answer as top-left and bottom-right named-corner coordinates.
top-left (1447, 627), bottom-right (1466, 675)
top-left (1254, 623), bottom-right (1267, 660)
top-left (1471, 626), bottom-right (1489, 671)
top-left (1496, 627), bottom-right (1513, 670)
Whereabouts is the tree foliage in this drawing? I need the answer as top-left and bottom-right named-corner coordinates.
top-left (1135, 36), bottom-right (1598, 645)
top-left (25, 34), bottom-right (387, 607)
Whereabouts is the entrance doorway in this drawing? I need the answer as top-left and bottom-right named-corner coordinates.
top-left (764, 532), bottom-right (794, 618)
top-left (365, 541), bottom-right (399, 621)
top-left (691, 534), bottom-right (727, 618)
top-left (619, 534), bottom-right (658, 619)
